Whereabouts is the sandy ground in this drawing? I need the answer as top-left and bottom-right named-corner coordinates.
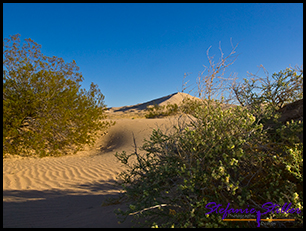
top-left (3, 114), bottom-right (190, 228)
top-left (3, 92), bottom-right (203, 228)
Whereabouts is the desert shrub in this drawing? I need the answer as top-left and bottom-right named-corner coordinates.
top-left (115, 100), bottom-right (303, 228)
top-left (114, 40), bottom-right (302, 227)
top-left (145, 103), bottom-right (179, 118)
top-left (233, 65), bottom-right (303, 152)
top-left (179, 97), bottom-right (204, 115)
top-left (165, 103), bottom-right (179, 116)
top-left (145, 104), bottom-right (166, 118)
top-left (3, 34), bottom-right (114, 157)
top-left (233, 65), bottom-right (303, 119)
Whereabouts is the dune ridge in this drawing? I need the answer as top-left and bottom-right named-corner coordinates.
top-left (108, 92), bottom-right (200, 112)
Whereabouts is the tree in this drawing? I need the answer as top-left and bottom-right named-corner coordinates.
top-left (3, 34), bottom-right (114, 157)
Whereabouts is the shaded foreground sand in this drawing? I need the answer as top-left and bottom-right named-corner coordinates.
top-left (3, 116), bottom-right (190, 228)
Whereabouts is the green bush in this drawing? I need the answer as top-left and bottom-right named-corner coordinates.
top-left (3, 34), bottom-right (114, 157)
top-left (115, 99), bottom-right (303, 228)
top-left (233, 65), bottom-right (303, 119)
top-left (114, 40), bottom-right (302, 227)
top-left (180, 97), bottom-right (205, 115)
top-left (145, 103), bottom-right (179, 118)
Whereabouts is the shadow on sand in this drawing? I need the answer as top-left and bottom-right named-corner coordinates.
top-left (3, 179), bottom-right (142, 228)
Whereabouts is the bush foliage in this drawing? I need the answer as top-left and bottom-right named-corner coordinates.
top-left (114, 53), bottom-right (303, 227)
top-left (3, 34), bottom-right (114, 157)
top-left (233, 65), bottom-right (303, 118)
top-left (145, 103), bottom-right (179, 118)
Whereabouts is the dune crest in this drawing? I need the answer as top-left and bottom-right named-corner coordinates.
top-left (108, 92), bottom-right (200, 112)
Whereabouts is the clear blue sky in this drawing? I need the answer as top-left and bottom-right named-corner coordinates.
top-left (3, 3), bottom-right (303, 107)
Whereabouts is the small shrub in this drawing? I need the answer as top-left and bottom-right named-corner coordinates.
top-left (233, 65), bottom-right (303, 120)
top-left (180, 97), bottom-right (205, 115)
top-left (145, 103), bottom-right (179, 118)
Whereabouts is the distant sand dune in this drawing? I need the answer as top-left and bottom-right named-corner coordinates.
top-left (108, 92), bottom-right (200, 113)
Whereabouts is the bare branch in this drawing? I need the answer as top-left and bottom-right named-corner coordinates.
top-left (195, 40), bottom-right (239, 104)
top-left (129, 204), bottom-right (181, 216)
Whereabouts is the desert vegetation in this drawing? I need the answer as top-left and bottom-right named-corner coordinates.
top-left (114, 42), bottom-right (303, 227)
top-left (3, 34), bottom-right (114, 157)
top-left (145, 103), bottom-right (179, 118)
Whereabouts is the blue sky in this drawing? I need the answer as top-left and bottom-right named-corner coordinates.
top-left (3, 3), bottom-right (303, 107)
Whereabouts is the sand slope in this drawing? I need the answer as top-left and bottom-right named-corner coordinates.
top-left (108, 92), bottom-right (199, 112)
top-left (3, 116), bottom-right (187, 228)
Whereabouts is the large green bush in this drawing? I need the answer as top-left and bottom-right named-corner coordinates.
top-left (3, 34), bottom-right (114, 157)
top-left (113, 41), bottom-right (302, 227)
top-left (115, 99), bottom-right (302, 228)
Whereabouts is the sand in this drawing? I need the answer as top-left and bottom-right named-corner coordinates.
top-left (3, 92), bottom-right (196, 228)
top-left (3, 118), bottom-right (175, 227)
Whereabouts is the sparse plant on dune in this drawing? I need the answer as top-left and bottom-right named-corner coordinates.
top-left (145, 103), bottom-right (179, 118)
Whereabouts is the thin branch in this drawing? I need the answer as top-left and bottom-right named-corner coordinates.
top-left (129, 204), bottom-right (181, 216)
top-left (131, 132), bottom-right (146, 174)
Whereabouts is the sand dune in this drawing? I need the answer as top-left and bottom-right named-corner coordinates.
top-left (3, 103), bottom-right (189, 228)
top-left (108, 92), bottom-right (200, 112)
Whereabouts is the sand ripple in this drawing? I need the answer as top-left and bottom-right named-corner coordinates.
top-left (3, 153), bottom-right (125, 192)
top-left (3, 117), bottom-right (189, 227)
